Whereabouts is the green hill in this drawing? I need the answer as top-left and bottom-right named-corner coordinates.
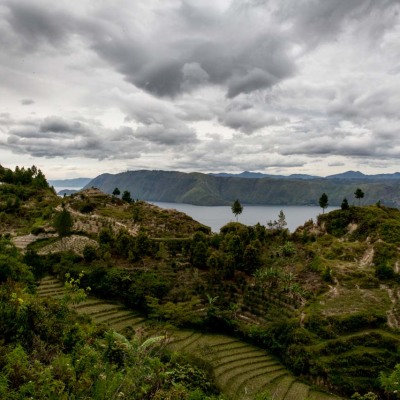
top-left (4, 164), bottom-right (400, 399)
top-left (85, 170), bottom-right (400, 206)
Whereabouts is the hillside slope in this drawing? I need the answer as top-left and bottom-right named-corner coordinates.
top-left (85, 170), bottom-right (400, 206)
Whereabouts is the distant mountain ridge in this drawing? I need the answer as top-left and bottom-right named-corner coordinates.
top-left (211, 170), bottom-right (400, 180)
top-left (85, 169), bottom-right (400, 207)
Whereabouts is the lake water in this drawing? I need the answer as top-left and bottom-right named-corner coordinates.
top-left (54, 186), bottom-right (82, 194)
top-left (151, 202), bottom-right (338, 233)
top-left (54, 185), bottom-right (338, 232)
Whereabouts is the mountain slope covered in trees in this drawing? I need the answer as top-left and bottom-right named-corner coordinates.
top-left (85, 170), bottom-right (400, 206)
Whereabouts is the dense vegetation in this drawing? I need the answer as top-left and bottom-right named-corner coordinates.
top-left (3, 164), bottom-right (400, 399)
top-left (0, 166), bottom-right (223, 400)
top-left (86, 170), bottom-right (400, 206)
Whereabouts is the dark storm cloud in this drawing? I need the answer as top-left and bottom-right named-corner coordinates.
top-left (40, 117), bottom-right (86, 135)
top-left (61, 0), bottom-right (296, 98)
top-left (1, 0), bottom-right (400, 174)
top-left (1, 1), bottom-right (76, 52)
top-left (4, 116), bottom-right (105, 158)
top-left (2, 115), bottom-right (196, 160)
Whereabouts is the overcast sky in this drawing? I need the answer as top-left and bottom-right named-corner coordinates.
top-left (1, 0), bottom-right (400, 179)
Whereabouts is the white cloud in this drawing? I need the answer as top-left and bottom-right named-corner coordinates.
top-left (0, 0), bottom-right (399, 178)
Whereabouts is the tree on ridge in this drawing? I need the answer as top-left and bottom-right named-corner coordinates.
top-left (231, 199), bottom-right (243, 222)
top-left (341, 198), bottom-right (349, 210)
top-left (354, 188), bottom-right (364, 206)
top-left (319, 193), bottom-right (328, 214)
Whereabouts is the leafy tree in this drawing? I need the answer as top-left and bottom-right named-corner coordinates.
top-left (33, 169), bottom-right (48, 188)
top-left (112, 187), bottom-right (120, 196)
top-left (122, 190), bottom-right (132, 203)
top-left (83, 245), bottom-right (97, 262)
top-left (319, 193), bottom-right (329, 214)
top-left (243, 244), bottom-right (261, 274)
top-left (354, 188), bottom-right (365, 205)
top-left (341, 197), bottom-right (349, 210)
top-left (53, 208), bottom-right (73, 238)
top-left (98, 228), bottom-right (113, 246)
top-left (135, 229), bottom-right (150, 256)
top-left (231, 199), bottom-right (243, 222)
top-left (277, 210), bottom-right (287, 230)
top-left (191, 241), bottom-right (208, 268)
top-left (380, 364), bottom-right (400, 397)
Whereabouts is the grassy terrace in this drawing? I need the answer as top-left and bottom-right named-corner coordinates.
top-left (37, 276), bottom-right (342, 400)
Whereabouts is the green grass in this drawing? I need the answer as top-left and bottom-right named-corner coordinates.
top-left (37, 277), bottom-right (341, 400)
top-left (263, 375), bottom-right (295, 400)
top-left (225, 368), bottom-right (287, 399)
top-left (212, 351), bottom-right (273, 370)
top-left (284, 382), bottom-right (309, 400)
top-left (308, 390), bottom-right (341, 400)
top-left (309, 287), bottom-right (391, 316)
top-left (112, 316), bottom-right (145, 331)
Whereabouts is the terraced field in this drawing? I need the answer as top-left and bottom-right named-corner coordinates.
top-left (37, 276), bottom-right (342, 400)
top-left (37, 276), bottom-right (146, 331)
top-left (168, 331), bottom-right (341, 400)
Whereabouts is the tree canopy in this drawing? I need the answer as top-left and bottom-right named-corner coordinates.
top-left (231, 199), bottom-right (243, 222)
top-left (122, 190), bottom-right (132, 203)
top-left (319, 193), bottom-right (329, 213)
top-left (53, 208), bottom-right (73, 238)
top-left (341, 197), bottom-right (350, 210)
top-left (354, 188), bottom-right (365, 205)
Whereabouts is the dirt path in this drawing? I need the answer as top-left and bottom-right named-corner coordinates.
top-left (381, 284), bottom-right (400, 329)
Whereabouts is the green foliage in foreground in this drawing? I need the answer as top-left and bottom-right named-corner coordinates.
top-left (8, 165), bottom-right (400, 399)
top-left (0, 286), bottom-right (223, 399)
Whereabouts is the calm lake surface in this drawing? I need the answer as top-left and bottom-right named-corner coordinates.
top-left (152, 203), bottom-right (338, 233)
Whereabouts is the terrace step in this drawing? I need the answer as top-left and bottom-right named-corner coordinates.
top-left (284, 381), bottom-right (309, 400)
top-left (225, 367), bottom-right (287, 399)
top-left (177, 332), bottom-right (204, 351)
top-left (112, 317), bottom-right (146, 331)
top-left (37, 277), bottom-right (342, 400)
top-left (265, 374), bottom-right (296, 400)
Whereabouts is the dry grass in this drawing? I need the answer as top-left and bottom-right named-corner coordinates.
top-left (37, 235), bottom-right (98, 256)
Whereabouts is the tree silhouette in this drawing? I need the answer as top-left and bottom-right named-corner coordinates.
top-left (341, 197), bottom-right (349, 210)
top-left (231, 199), bottom-right (243, 222)
top-left (319, 193), bottom-right (329, 214)
top-left (112, 187), bottom-right (120, 197)
top-left (54, 207), bottom-right (73, 250)
top-left (277, 210), bottom-right (287, 230)
top-left (122, 190), bottom-right (132, 203)
top-left (354, 188), bottom-right (364, 206)
top-left (54, 208), bottom-right (73, 238)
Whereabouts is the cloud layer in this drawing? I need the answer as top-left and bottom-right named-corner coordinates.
top-left (0, 0), bottom-right (400, 178)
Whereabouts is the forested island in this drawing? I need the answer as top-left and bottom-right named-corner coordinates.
top-left (2, 164), bottom-right (400, 399)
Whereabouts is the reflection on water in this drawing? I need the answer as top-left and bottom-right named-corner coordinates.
top-left (152, 202), bottom-right (338, 233)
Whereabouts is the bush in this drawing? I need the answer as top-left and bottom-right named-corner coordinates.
top-left (83, 245), bottom-right (98, 262)
top-left (31, 226), bottom-right (45, 235)
top-left (79, 203), bottom-right (94, 213)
